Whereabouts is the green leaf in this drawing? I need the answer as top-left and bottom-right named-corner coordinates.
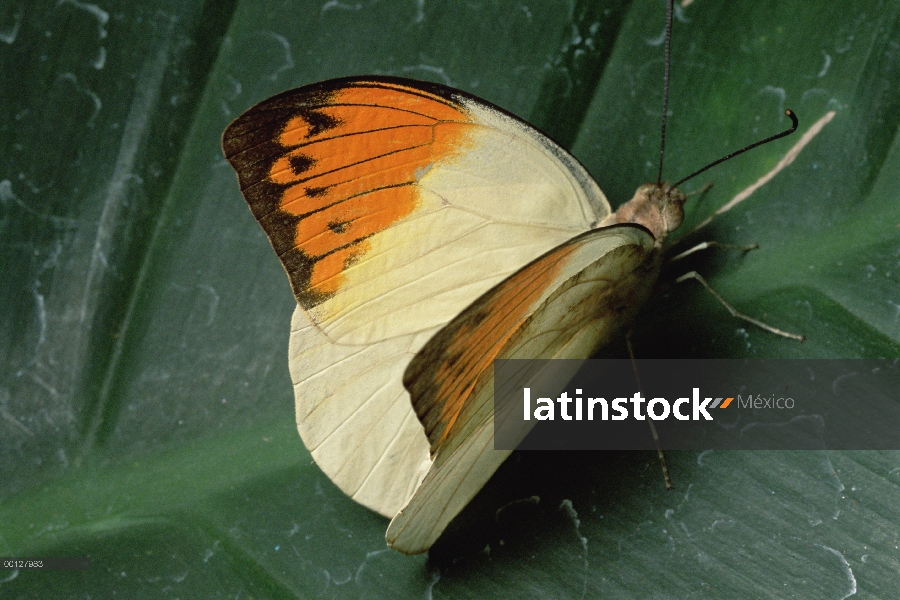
top-left (1, 0), bottom-right (898, 597)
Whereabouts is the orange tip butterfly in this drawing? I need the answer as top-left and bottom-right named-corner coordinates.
top-left (221, 1), bottom-right (833, 555)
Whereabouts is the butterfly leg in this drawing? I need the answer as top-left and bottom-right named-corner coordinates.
top-left (683, 181), bottom-right (712, 199)
top-left (675, 271), bottom-right (805, 341)
top-left (669, 240), bottom-right (758, 262)
top-left (626, 331), bottom-right (674, 491)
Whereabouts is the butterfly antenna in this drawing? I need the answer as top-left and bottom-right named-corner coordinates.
top-left (656, 0), bottom-right (675, 187)
top-left (673, 109), bottom-right (799, 190)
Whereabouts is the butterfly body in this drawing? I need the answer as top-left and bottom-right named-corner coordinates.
top-left (223, 76), bottom-right (688, 554)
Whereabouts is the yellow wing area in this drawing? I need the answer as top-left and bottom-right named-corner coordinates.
top-left (387, 225), bottom-right (659, 554)
top-left (222, 77), bottom-right (611, 518)
top-left (287, 306), bottom-right (436, 515)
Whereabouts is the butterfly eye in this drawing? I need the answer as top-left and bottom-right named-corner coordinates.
top-left (662, 190), bottom-right (686, 233)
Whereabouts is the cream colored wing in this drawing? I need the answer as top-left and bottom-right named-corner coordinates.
top-left (222, 77), bottom-right (611, 517)
top-left (387, 224), bottom-right (659, 553)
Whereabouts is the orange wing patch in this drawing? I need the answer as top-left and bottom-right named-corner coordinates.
top-left (223, 79), bottom-right (475, 307)
top-left (404, 243), bottom-right (578, 451)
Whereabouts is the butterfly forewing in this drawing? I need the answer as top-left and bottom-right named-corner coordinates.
top-left (223, 77), bottom-right (612, 518)
top-left (387, 225), bottom-right (659, 554)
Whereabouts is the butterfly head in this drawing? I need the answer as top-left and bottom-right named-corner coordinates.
top-left (613, 182), bottom-right (686, 245)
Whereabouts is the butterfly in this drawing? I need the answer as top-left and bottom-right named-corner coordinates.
top-left (221, 28), bottom-right (831, 558)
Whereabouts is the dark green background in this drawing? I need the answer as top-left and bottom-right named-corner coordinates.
top-left (2, 0), bottom-right (899, 597)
